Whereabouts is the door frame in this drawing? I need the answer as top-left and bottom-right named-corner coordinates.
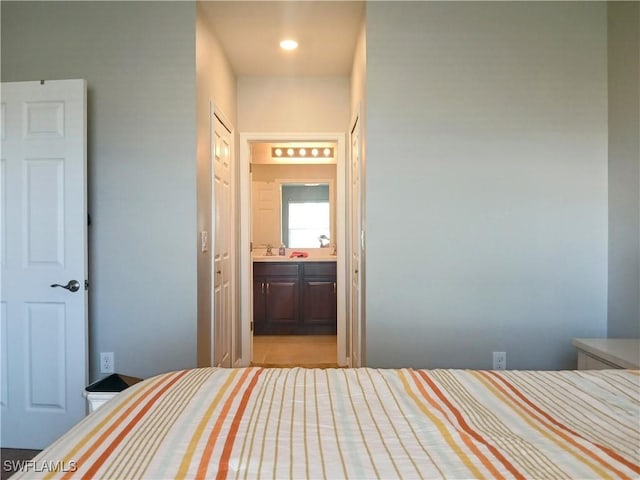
top-left (239, 132), bottom-right (347, 366)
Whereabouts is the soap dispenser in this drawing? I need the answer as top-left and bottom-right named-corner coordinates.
top-left (278, 243), bottom-right (286, 256)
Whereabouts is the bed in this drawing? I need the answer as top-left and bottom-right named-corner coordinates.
top-left (12, 367), bottom-right (639, 479)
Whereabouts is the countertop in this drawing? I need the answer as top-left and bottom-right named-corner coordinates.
top-left (252, 248), bottom-right (337, 263)
top-left (572, 338), bottom-right (640, 369)
top-left (252, 255), bottom-right (336, 263)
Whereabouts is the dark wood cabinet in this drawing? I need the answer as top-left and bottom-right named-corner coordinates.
top-left (253, 261), bottom-right (336, 335)
top-left (302, 262), bottom-right (337, 326)
top-left (253, 262), bottom-right (300, 335)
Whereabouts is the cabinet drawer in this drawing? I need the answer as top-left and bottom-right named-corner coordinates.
top-left (303, 262), bottom-right (336, 277)
top-left (254, 262), bottom-right (299, 277)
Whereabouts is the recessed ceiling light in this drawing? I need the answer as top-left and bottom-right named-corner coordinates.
top-left (280, 39), bottom-right (298, 51)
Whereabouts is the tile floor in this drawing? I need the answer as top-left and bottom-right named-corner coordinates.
top-left (252, 335), bottom-right (338, 367)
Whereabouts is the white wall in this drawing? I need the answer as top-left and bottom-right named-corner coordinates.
top-left (607, 2), bottom-right (640, 338)
top-left (238, 76), bottom-right (349, 132)
top-left (349, 18), bottom-right (367, 364)
top-left (195, 4), bottom-right (238, 367)
top-left (1, 1), bottom-right (198, 380)
top-left (350, 20), bottom-right (367, 126)
top-left (365, 2), bottom-right (608, 370)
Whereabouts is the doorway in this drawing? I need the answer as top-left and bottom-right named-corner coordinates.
top-left (239, 133), bottom-right (348, 367)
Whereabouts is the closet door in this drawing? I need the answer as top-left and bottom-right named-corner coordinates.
top-left (212, 112), bottom-right (232, 367)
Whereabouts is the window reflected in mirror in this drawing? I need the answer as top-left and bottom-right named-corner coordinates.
top-left (282, 184), bottom-right (330, 248)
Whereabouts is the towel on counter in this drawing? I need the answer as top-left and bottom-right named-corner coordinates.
top-left (289, 251), bottom-right (309, 258)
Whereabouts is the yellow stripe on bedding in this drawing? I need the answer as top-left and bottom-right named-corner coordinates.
top-left (43, 371), bottom-right (183, 480)
top-left (472, 371), bottom-right (620, 480)
top-left (398, 369), bottom-right (486, 480)
top-left (175, 368), bottom-right (242, 479)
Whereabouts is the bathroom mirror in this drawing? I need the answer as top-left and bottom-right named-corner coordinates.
top-left (251, 162), bottom-right (336, 249)
top-left (281, 183), bottom-right (330, 248)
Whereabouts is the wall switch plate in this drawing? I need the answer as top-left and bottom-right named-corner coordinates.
top-left (100, 352), bottom-right (114, 373)
top-left (492, 351), bottom-right (506, 370)
top-left (200, 231), bottom-right (209, 253)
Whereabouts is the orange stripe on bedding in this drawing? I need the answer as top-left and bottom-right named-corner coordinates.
top-left (175, 369), bottom-right (241, 479)
top-left (406, 369), bottom-right (500, 480)
top-left (478, 371), bottom-right (632, 480)
top-left (195, 368), bottom-right (264, 480)
top-left (49, 371), bottom-right (183, 480)
top-left (69, 370), bottom-right (190, 480)
top-left (487, 371), bottom-right (640, 476)
top-left (215, 368), bottom-right (264, 480)
top-left (416, 370), bottom-right (525, 480)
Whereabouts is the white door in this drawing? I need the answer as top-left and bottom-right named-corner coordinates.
top-left (350, 116), bottom-right (363, 367)
top-left (1, 79), bottom-right (88, 448)
top-left (212, 111), bottom-right (232, 368)
top-left (251, 181), bottom-right (280, 247)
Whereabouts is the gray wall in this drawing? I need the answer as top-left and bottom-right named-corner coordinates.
top-left (365, 2), bottom-right (608, 370)
top-left (607, 2), bottom-right (640, 338)
top-left (1, 1), bottom-right (198, 380)
top-left (195, 4), bottom-right (238, 367)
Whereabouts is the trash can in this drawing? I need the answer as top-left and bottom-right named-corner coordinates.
top-left (84, 373), bottom-right (142, 413)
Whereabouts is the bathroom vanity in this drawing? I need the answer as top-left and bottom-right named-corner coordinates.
top-left (253, 259), bottom-right (337, 335)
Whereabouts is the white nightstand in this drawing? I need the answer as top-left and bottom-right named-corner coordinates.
top-left (83, 391), bottom-right (119, 413)
top-left (572, 338), bottom-right (640, 370)
top-left (84, 374), bottom-right (142, 413)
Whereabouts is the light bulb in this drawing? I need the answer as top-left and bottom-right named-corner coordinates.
top-left (280, 39), bottom-right (298, 51)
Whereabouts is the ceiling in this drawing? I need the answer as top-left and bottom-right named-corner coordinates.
top-left (199, 1), bottom-right (365, 76)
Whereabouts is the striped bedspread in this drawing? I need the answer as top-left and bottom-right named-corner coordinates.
top-left (15, 368), bottom-right (639, 479)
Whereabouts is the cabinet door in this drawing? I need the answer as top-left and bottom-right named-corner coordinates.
top-left (253, 278), bottom-right (266, 333)
top-left (266, 278), bottom-right (300, 325)
top-left (303, 278), bottom-right (337, 325)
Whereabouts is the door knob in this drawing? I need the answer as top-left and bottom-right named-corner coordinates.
top-left (50, 280), bottom-right (80, 292)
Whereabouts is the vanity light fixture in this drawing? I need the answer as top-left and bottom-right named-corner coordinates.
top-left (280, 39), bottom-right (298, 51)
top-left (271, 146), bottom-right (334, 159)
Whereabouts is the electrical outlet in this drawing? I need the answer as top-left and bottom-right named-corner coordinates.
top-left (492, 351), bottom-right (506, 370)
top-left (100, 352), bottom-right (114, 374)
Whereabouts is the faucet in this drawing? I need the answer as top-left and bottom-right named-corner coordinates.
top-left (331, 244), bottom-right (337, 256)
top-left (265, 244), bottom-right (274, 256)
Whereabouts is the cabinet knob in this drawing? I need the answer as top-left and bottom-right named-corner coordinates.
top-left (333, 282), bottom-right (337, 294)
